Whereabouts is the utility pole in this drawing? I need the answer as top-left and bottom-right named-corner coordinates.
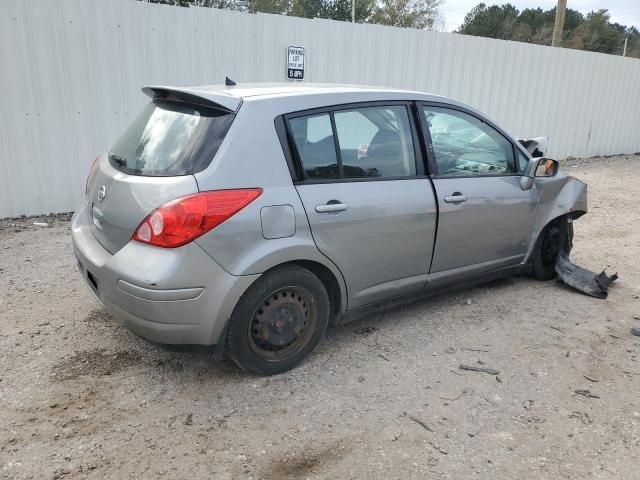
top-left (352, 0), bottom-right (355, 23)
top-left (623, 36), bottom-right (628, 56)
top-left (551, 0), bottom-right (567, 47)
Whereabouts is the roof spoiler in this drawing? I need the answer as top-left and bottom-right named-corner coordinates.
top-left (142, 86), bottom-right (241, 113)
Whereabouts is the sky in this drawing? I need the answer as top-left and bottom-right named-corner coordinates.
top-left (440, 0), bottom-right (640, 32)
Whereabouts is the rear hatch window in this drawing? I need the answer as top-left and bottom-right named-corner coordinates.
top-left (108, 99), bottom-right (234, 176)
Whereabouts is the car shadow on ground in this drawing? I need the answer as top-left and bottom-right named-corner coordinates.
top-left (60, 275), bottom-right (533, 383)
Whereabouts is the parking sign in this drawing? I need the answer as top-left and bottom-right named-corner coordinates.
top-left (287, 46), bottom-right (305, 80)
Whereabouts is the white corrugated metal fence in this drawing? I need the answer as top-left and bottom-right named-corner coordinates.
top-left (1, 0), bottom-right (639, 217)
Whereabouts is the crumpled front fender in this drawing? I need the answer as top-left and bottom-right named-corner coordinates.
top-left (524, 174), bottom-right (588, 262)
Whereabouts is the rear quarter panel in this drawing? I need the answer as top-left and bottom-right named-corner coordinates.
top-left (193, 100), bottom-right (348, 310)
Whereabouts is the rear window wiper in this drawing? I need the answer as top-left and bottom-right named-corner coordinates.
top-left (108, 152), bottom-right (127, 167)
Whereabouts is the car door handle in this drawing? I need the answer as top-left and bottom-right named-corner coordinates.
top-left (444, 193), bottom-right (467, 203)
top-left (315, 203), bottom-right (348, 213)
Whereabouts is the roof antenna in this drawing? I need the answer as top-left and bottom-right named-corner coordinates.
top-left (225, 76), bottom-right (236, 86)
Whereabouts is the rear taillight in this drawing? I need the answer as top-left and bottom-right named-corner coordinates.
top-left (132, 189), bottom-right (263, 248)
top-left (85, 156), bottom-right (99, 195)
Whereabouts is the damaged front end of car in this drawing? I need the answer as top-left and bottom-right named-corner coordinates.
top-left (520, 155), bottom-right (588, 247)
top-left (519, 154), bottom-right (617, 298)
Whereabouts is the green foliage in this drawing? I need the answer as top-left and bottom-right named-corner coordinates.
top-left (370, 0), bottom-right (442, 29)
top-left (145, 0), bottom-right (250, 9)
top-left (288, 0), bottom-right (375, 22)
top-left (457, 3), bottom-right (638, 58)
top-left (458, 3), bottom-right (518, 40)
top-left (139, 0), bottom-right (438, 27)
top-left (249, 0), bottom-right (289, 14)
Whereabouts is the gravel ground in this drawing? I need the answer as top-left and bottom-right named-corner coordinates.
top-left (1, 155), bottom-right (640, 480)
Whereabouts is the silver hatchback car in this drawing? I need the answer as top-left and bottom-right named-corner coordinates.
top-left (73, 83), bottom-right (587, 374)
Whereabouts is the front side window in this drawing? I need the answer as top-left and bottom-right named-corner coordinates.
top-left (109, 100), bottom-right (234, 176)
top-left (517, 150), bottom-right (530, 173)
top-left (423, 107), bottom-right (515, 177)
top-left (288, 105), bottom-right (416, 181)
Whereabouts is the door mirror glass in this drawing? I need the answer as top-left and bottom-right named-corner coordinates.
top-left (534, 158), bottom-right (559, 177)
top-left (520, 156), bottom-right (558, 190)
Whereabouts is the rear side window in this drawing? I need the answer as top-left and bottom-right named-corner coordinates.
top-left (334, 106), bottom-right (415, 178)
top-left (108, 100), bottom-right (234, 176)
top-left (289, 114), bottom-right (339, 180)
top-left (287, 105), bottom-right (417, 181)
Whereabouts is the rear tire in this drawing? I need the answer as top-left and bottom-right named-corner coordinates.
top-left (530, 217), bottom-right (573, 280)
top-left (226, 265), bottom-right (330, 375)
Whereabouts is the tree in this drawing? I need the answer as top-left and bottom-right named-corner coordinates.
top-left (456, 3), bottom-right (638, 58)
top-left (143, 0), bottom-right (250, 10)
top-left (139, 0), bottom-right (442, 28)
top-left (329, 0), bottom-right (375, 23)
top-left (625, 26), bottom-right (640, 57)
top-left (249, 0), bottom-right (290, 14)
top-left (569, 10), bottom-right (624, 54)
top-left (289, 0), bottom-right (374, 22)
top-left (288, 0), bottom-right (326, 18)
top-left (370, 0), bottom-right (442, 29)
top-left (457, 3), bottom-right (519, 40)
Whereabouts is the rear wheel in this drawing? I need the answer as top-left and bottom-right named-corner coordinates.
top-left (226, 265), bottom-right (330, 375)
top-left (530, 217), bottom-right (573, 280)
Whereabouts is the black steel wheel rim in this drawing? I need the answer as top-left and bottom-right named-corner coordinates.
top-left (541, 224), bottom-right (561, 266)
top-left (248, 286), bottom-right (316, 362)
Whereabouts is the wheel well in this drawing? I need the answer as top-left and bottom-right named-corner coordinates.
top-left (536, 213), bottom-right (575, 251)
top-left (568, 210), bottom-right (586, 221)
top-left (540, 212), bottom-right (578, 234)
top-left (266, 260), bottom-right (343, 322)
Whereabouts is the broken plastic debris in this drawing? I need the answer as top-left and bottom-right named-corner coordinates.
top-left (555, 252), bottom-right (618, 299)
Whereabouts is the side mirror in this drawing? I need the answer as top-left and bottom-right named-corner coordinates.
top-left (534, 158), bottom-right (559, 177)
top-left (520, 157), bottom-right (559, 190)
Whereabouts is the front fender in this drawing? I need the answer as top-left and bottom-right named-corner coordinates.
top-left (524, 174), bottom-right (587, 262)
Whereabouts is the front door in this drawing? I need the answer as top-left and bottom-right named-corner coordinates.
top-left (288, 104), bottom-right (437, 309)
top-left (419, 104), bottom-right (538, 282)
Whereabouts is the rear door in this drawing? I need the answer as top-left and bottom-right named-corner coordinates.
top-left (86, 97), bottom-right (235, 253)
top-left (418, 103), bottom-right (538, 282)
top-left (287, 103), bottom-right (437, 309)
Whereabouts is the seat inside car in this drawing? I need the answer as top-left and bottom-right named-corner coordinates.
top-left (360, 129), bottom-right (407, 177)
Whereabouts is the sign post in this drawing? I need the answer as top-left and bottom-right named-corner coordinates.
top-left (287, 46), bottom-right (305, 80)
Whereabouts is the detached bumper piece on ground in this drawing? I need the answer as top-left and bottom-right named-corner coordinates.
top-left (555, 252), bottom-right (618, 299)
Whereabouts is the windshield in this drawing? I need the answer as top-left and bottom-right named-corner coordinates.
top-left (108, 99), bottom-right (234, 176)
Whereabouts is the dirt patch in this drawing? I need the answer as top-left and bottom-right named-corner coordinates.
top-left (82, 309), bottom-right (115, 324)
top-left (261, 441), bottom-right (351, 479)
top-left (52, 349), bottom-right (142, 381)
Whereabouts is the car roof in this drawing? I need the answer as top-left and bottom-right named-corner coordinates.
top-left (142, 82), bottom-right (457, 112)
top-left (189, 83), bottom-right (416, 98)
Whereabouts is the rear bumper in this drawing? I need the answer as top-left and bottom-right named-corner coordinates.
top-left (71, 204), bottom-right (259, 345)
